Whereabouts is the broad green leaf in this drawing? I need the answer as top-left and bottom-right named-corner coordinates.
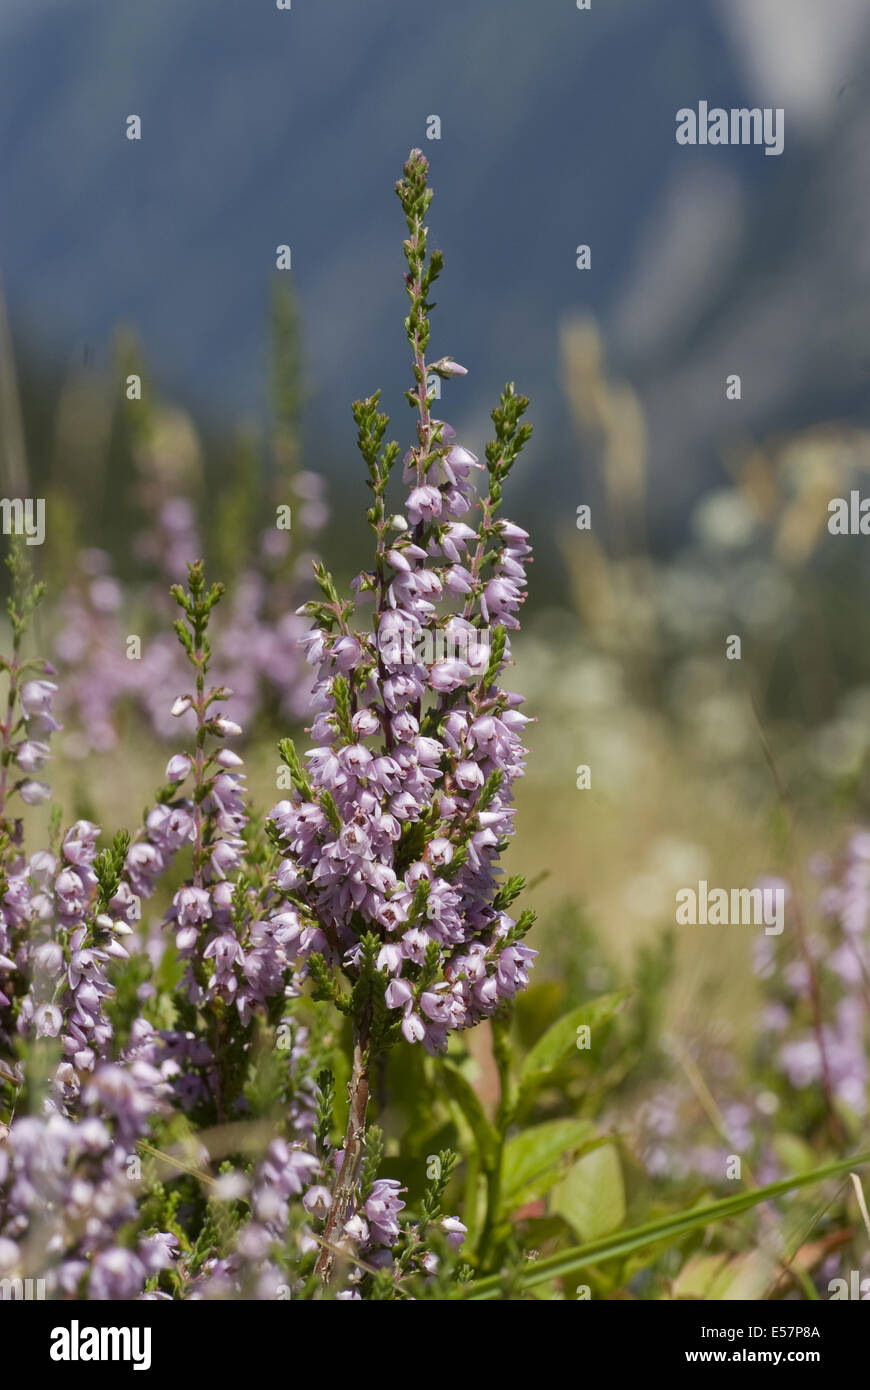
top-left (669, 1251), bottom-right (730, 1299)
top-left (550, 1141), bottom-right (625, 1241)
top-left (438, 1063), bottom-right (499, 1168)
top-left (770, 1132), bottom-right (816, 1176)
top-left (517, 991), bottom-right (629, 1104)
top-left (705, 1249), bottom-right (779, 1300)
top-left (528, 1280), bottom-right (572, 1300)
top-left (514, 982), bottom-right (567, 1048)
top-left (501, 1119), bottom-right (598, 1211)
top-left (461, 1148), bottom-right (870, 1299)
top-left (671, 1249), bottom-right (776, 1301)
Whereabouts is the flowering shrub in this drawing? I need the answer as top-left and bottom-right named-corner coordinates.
top-left (0, 151), bottom-right (540, 1299)
top-left (2, 151), bottom-right (869, 1306)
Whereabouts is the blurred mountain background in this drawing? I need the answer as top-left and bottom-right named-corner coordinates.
top-left (4, 0), bottom-right (870, 580)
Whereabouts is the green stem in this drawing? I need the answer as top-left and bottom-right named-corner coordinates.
top-left (477, 1015), bottom-right (514, 1268)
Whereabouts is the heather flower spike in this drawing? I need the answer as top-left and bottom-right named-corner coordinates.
top-left (263, 149), bottom-right (535, 1278)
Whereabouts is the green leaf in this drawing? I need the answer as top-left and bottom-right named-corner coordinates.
top-left (770, 1132), bottom-right (816, 1176)
top-left (549, 1142), bottom-right (625, 1241)
top-left (277, 737), bottom-right (312, 800)
top-left (669, 1251), bottom-right (731, 1300)
top-left (319, 790), bottom-right (342, 834)
top-left (482, 627), bottom-right (506, 689)
top-left (461, 1149), bottom-right (870, 1300)
top-left (501, 1119), bottom-right (598, 1212)
top-left (704, 1250), bottom-right (779, 1301)
top-left (670, 1247), bottom-right (780, 1301)
top-left (517, 991), bottom-right (629, 1105)
top-left (438, 1063), bottom-right (499, 1169)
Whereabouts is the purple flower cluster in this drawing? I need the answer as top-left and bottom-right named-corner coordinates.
top-left (633, 833), bottom-right (870, 1189)
top-left (0, 1071), bottom-right (176, 1299)
top-left (149, 699), bottom-right (307, 1036)
top-left (633, 1070), bottom-right (778, 1186)
top-left (756, 835), bottom-right (870, 1115)
top-left (15, 821), bottom-right (136, 1106)
top-left (54, 475), bottom-right (326, 754)
top-left (195, 1137), bottom-right (465, 1300)
top-left (268, 403), bottom-right (535, 1052)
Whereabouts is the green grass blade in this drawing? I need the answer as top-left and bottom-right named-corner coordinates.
top-left (462, 1150), bottom-right (870, 1299)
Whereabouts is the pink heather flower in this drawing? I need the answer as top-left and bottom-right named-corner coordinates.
top-left (429, 659), bottom-right (472, 693)
top-left (343, 1214), bottom-right (369, 1242)
top-left (19, 780), bottom-right (51, 805)
top-left (63, 821), bottom-right (100, 866)
top-left (402, 1013), bottom-right (425, 1044)
top-left (385, 978), bottom-right (413, 1010)
top-left (302, 1185), bottom-right (332, 1218)
top-left (352, 708), bottom-right (380, 737)
top-left (454, 760), bottom-right (484, 791)
top-left (441, 1216), bottom-right (467, 1248)
top-left (407, 486), bottom-right (443, 525)
top-left (215, 748), bottom-right (244, 769)
top-left (19, 680), bottom-right (59, 721)
top-left (173, 886), bottom-right (212, 927)
top-left (34, 1003), bottom-right (62, 1038)
top-left (364, 1178), bottom-right (406, 1246)
top-left (165, 753), bottom-right (192, 783)
top-left (15, 741), bottom-right (50, 773)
